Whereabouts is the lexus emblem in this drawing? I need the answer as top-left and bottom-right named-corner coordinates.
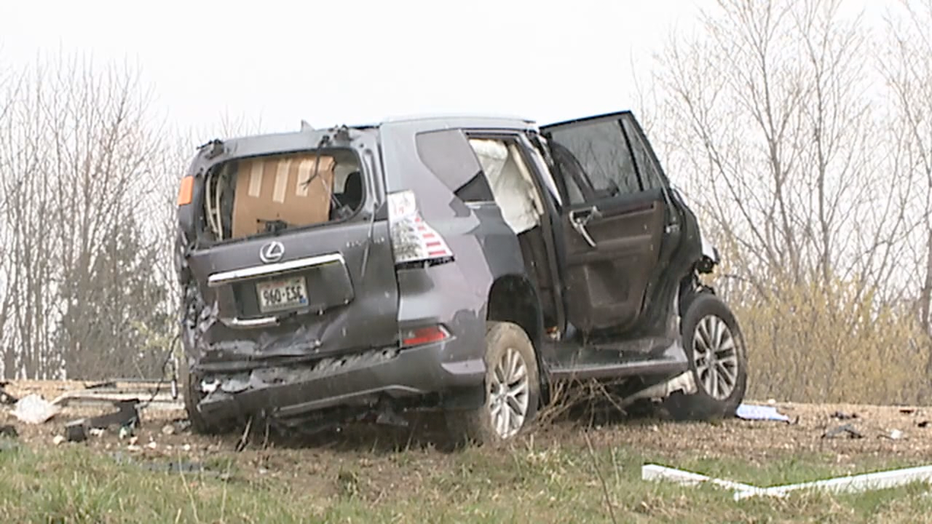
top-left (259, 241), bottom-right (285, 264)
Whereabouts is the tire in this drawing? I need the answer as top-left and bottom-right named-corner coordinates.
top-left (179, 356), bottom-right (223, 434)
top-left (447, 321), bottom-right (541, 445)
top-left (665, 292), bottom-right (747, 420)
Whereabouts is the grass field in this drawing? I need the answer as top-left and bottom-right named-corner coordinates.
top-left (4, 381), bottom-right (932, 523)
top-left (1, 433), bottom-right (931, 523)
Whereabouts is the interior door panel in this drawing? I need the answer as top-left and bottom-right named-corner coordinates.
top-left (562, 196), bottom-right (665, 332)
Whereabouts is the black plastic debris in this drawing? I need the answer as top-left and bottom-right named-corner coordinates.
top-left (64, 399), bottom-right (140, 442)
top-left (919, 421), bottom-right (930, 428)
top-left (64, 420), bottom-right (88, 442)
top-left (821, 423), bottom-right (864, 439)
top-left (831, 411), bottom-right (858, 420)
top-left (0, 382), bottom-right (17, 405)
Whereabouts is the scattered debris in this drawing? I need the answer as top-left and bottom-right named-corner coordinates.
top-left (884, 429), bottom-right (905, 440)
top-left (12, 394), bottom-right (61, 424)
top-left (831, 411), bottom-right (858, 420)
top-left (63, 399), bottom-right (141, 443)
top-left (52, 435), bottom-right (66, 446)
top-left (161, 424), bottom-right (176, 436)
top-left (0, 425), bottom-right (17, 438)
top-left (49, 380), bottom-right (182, 411)
top-left (736, 404), bottom-right (790, 423)
top-left (64, 420), bottom-right (88, 443)
top-left (643, 463), bottom-right (932, 501)
top-left (918, 420), bottom-right (929, 428)
top-left (0, 382), bottom-right (18, 405)
top-left (822, 424), bottom-right (864, 439)
top-left (642, 464), bottom-right (759, 493)
top-left (736, 464), bottom-right (932, 501)
top-left (899, 408), bottom-right (917, 415)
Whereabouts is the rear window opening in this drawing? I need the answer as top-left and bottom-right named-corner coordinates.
top-left (202, 148), bottom-right (364, 241)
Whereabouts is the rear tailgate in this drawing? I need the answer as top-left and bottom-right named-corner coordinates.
top-left (181, 132), bottom-right (399, 368)
top-left (187, 221), bottom-right (397, 364)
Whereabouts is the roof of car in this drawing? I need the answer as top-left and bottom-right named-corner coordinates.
top-left (212, 111), bottom-right (650, 153)
top-left (380, 113), bottom-right (534, 126)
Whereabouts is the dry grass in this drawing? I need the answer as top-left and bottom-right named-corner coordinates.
top-left (4, 382), bottom-right (932, 522)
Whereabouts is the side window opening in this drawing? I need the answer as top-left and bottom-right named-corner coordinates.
top-left (202, 148), bottom-right (364, 241)
top-left (468, 138), bottom-right (545, 235)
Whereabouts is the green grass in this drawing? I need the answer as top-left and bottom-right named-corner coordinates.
top-left (0, 437), bottom-right (930, 523)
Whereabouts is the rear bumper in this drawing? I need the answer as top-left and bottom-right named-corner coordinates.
top-left (193, 338), bottom-right (486, 422)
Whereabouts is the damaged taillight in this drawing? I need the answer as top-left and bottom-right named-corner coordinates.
top-left (401, 325), bottom-right (450, 348)
top-left (387, 190), bottom-right (454, 267)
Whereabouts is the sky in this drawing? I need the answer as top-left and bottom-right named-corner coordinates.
top-left (1, 0), bottom-right (705, 134)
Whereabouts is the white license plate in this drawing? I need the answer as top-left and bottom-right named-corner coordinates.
top-left (256, 276), bottom-right (308, 313)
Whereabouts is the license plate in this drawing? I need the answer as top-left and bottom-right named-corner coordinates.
top-left (256, 276), bottom-right (308, 313)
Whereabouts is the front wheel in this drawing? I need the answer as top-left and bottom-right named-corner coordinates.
top-left (446, 321), bottom-right (541, 445)
top-left (665, 292), bottom-right (747, 420)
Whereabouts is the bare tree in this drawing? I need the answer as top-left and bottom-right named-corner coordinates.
top-left (0, 54), bottom-right (173, 379)
top-left (884, 0), bottom-right (932, 371)
top-left (656, 0), bottom-right (896, 293)
top-left (0, 54), bottom-right (20, 376)
top-left (645, 0), bottom-right (928, 403)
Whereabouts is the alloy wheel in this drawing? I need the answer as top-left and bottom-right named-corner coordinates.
top-left (489, 347), bottom-right (530, 438)
top-left (692, 315), bottom-right (740, 400)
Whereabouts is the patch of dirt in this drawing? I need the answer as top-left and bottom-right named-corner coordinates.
top-left (4, 380), bottom-right (932, 491)
top-left (589, 401), bottom-right (932, 462)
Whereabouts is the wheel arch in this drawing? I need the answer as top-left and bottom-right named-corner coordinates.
top-left (485, 273), bottom-right (551, 407)
top-left (486, 274), bottom-right (543, 350)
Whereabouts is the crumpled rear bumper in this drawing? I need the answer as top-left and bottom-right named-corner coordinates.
top-left (193, 338), bottom-right (486, 423)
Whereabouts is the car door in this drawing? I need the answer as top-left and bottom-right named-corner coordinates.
top-left (541, 113), bottom-right (671, 334)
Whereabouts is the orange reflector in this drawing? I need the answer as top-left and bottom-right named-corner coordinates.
top-left (401, 326), bottom-right (449, 347)
top-left (177, 176), bottom-right (194, 206)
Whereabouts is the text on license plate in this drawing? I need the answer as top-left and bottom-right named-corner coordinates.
top-left (256, 276), bottom-right (308, 313)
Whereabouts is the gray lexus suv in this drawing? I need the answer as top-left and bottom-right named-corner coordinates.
top-left (175, 111), bottom-right (748, 443)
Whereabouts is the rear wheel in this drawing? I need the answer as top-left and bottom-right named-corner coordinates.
top-left (179, 356), bottom-right (223, 434)
top-left (665, 292), bottom-right (747, 420)
top-left (447, 321), bottom-right (541, 445)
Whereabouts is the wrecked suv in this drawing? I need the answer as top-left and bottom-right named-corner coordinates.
top-left (175, 112), bottom-right (748, 443)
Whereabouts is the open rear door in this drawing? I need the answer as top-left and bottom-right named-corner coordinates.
top-left (542, 113), bottom-right (671, 334)
top-left (183, 136), bottom-right (401, 368)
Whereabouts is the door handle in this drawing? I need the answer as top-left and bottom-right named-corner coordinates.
top-left (569, 206), bottom-right (600, 248)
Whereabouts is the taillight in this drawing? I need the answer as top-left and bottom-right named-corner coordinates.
top-left (388, 190), bottom-right (454, 267)
top-left (401, 325), bottom-right (450, 347)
